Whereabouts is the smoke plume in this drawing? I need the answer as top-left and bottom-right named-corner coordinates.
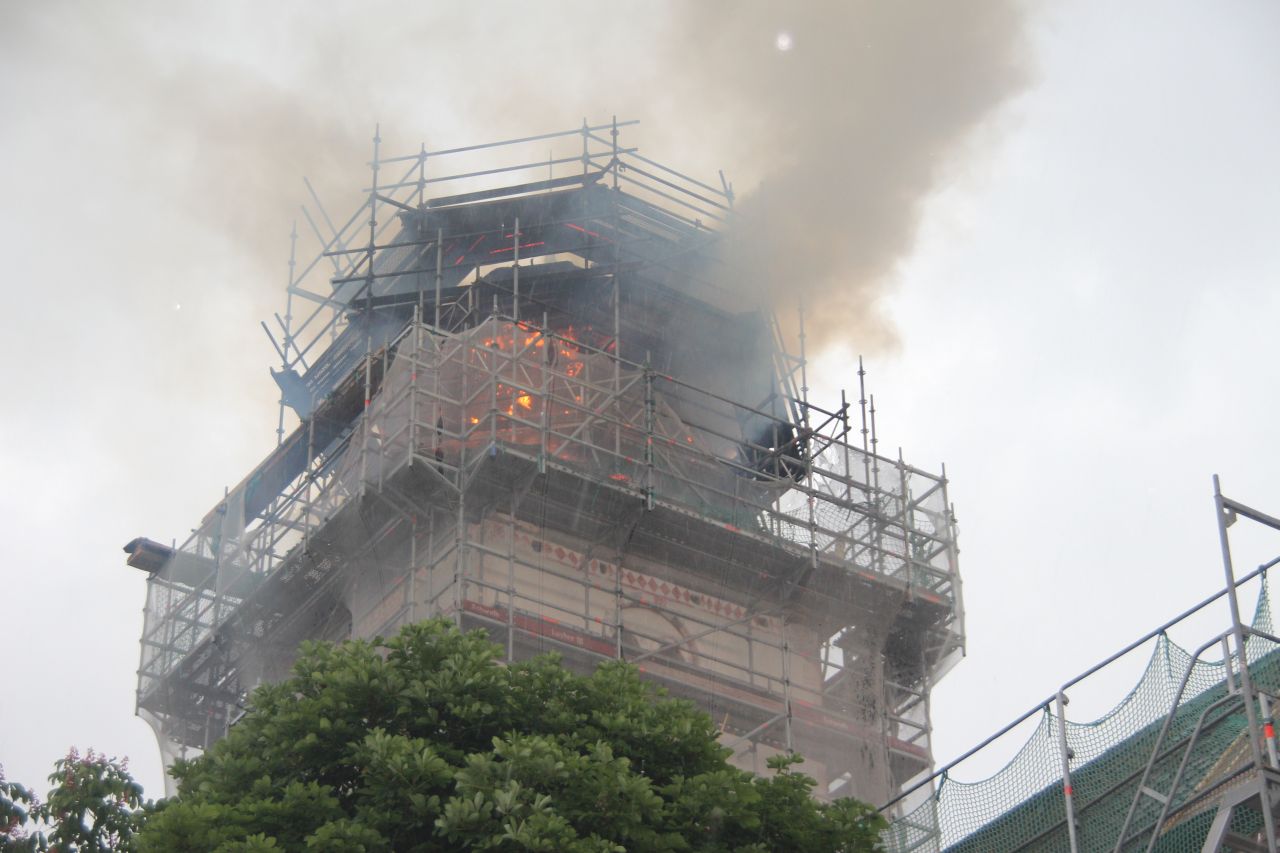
top-left (3, 1), bottom-right (1028, 363)
top-left (657, 1), bottom-right (1030, 351)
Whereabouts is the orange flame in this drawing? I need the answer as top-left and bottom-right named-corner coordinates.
top-left (469, 323), bottom-right (596, 425)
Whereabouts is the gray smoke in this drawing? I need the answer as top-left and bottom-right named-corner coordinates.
top-left (659, 1), bottom-right (1031, 351)
top-left (3, 1), bottom-right (1028, 356)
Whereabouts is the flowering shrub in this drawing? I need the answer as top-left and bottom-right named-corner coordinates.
top-left (0, 750), bottom-right (143, 852)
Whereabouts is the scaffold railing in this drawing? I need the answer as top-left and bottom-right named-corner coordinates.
top-left (882, 485), bottom-right (1280, 853)
top-left (271, 120), bottom-right (741, 438)
top-left (132, 121), bottom-right (964, 809)
top-left (139, 312), bottom-right (960, 704)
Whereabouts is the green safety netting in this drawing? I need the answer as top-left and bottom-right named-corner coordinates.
top-left (886, 575), bottom-right (1278, 853)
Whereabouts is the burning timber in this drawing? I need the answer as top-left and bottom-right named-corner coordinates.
top-left (123, 121), bottom-right (963, 807)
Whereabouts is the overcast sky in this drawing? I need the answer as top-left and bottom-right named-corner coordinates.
top-left (2, 0), bottom-right (1279, 803)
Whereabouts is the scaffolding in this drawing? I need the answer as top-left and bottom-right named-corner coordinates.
top-left (125, 121), bottom-right (963, 807)
top-left (882, 482), bottom-right (1280, 852)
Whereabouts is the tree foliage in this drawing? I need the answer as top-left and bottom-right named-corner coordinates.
top-left (0, 766), bottom-right (36, 848)
top-left (1, 750), bottom-right (144, 852)
top-left (138, 619), bottom-right (885, 852)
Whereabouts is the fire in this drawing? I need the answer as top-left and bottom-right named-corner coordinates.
top-left (480, 324), bottom-right (588, 378)
top-left (470, 322), bottom-right (593, 426)
top-left (557, 326), bottom-right (587, 377)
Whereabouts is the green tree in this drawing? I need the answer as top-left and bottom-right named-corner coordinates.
top-left (139, 619), bottom-right (885, 852)
top-left (1, 765), bottom-right (37, 848)
top-left (1, 750), bottom-right (144, 852)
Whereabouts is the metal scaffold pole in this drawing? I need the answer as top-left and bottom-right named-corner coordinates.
top-left (1214, 474), bottom-right (1278, 853)
top-left (782, 620), bottom-right (795, 754)
top-left (277, 221), bottom-right (298, 446)
top-left (434, 227), bottom-right (443, 332)
top-left (507, 493), bottom-right (516, 660)
top-left (1055, 690), bottom-right (1081, 853)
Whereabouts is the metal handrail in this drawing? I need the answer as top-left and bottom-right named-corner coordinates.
top-left (882, 560), bottom-right (1278, 815)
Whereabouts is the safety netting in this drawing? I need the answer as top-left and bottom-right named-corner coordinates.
top-left (885, 575), bottom-right (1279, 852)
